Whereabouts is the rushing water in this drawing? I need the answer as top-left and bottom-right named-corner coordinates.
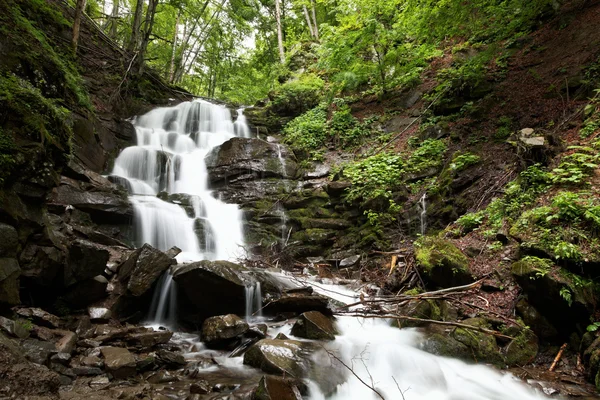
top-left (111, 100), bottom-right (249, 262)
top-left (117, 100), bottom-right (552, 400)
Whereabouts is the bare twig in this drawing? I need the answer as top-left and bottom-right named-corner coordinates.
top-left (392, 377), bottom-right (409, 400)
top-left (323, 348), bottom-right (386, 400)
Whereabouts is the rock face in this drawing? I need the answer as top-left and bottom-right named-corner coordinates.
top-left (244, 339), bottom-right (315, 378)
top-left (414, 236), bottom-right (473, 288)
top-left (65, 239), bottom-right (110, 287)
top-left (0, 257), bottom-right (21, 305)
top-left (101, 346), bottom-right (137, 379)
top-left (201, 314), bottom-right (249, 348)
top-left (254, 375), bottom-right (303, 400)
top-left (121, 244), bottom-right (176, 296)
top-left (291, 311), bottom-right (338, 340)
top-left (173, 260), bottom-right (254, 321)
top-left (205, 137), bottom-right (298, 185)
top-left (265, 288), bottom-right (331, 316)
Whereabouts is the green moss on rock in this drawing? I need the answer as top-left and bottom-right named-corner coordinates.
top-left (415, 236), bottom-right (473, 288)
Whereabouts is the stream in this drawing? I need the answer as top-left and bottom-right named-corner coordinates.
top-left (110, 100), bottom-right (554, 399)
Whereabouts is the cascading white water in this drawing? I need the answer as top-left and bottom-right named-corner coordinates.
top-left (244, 282), bottom-right (263, 321)
top-left (308, 317), bottom-right (549, 400)
top-left (111, 100), bottom-right (249, 262)
top-left (147, 270), bottom-right (177, 328)
top-left (419, 193), bottom-right (427, 235)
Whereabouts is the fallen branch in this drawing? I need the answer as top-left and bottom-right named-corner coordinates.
top-left (549, 343), bottom-right (568, 372)
top-left (334, 312), bottom-right (515, 340)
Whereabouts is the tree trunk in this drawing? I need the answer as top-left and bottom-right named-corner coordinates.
top-left (109, 0), bottom-right (119, 38)
top-left (302, 5), bottom-right (315, 39)
top-left (72, 0), bottom-right (87, 52)
top-left (135, 0), bottom-right (159, 75)
top-left (128, 0), bottom-right (145, 53)
top-left (310, 0), bottom-right (319, 40)
top-left (274, 0), bottom-right (285, 63)
top-left (168, 9), bottom-right (181, 82)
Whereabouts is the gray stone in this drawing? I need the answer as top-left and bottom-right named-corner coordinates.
top-left (254, 375), bottom-right (303, 400)
top-left (72, 366), bottom-right (104, 376)
top-left (290, 311), bottom-right (338, 341)
top-left (127, 244), bottom-right (176, 296)
top-left (0, 316), bottom-right (29, 338)
top-left (100, 346), bottom-right (136, 379)
top-left (126, 330), bottom-right (173, 349)
top-left (15, 308), bottom-right (61, 329)
top-left (243, 339), bottom-right (315, 378)
top-left (190, 380), bottom-right (211, 394)
top-left (88, 307), bottom-right (113, 321)
top-left (65, 240), bottom-right (110, 287)
top-left (50, 352), bottom-right (72, 365)
top-left (22, 339), bottom-right (58, 365)
top-left (155, 349), bottom-right (186, 368)
top-left (55, 331), bottom-right (78, 354)
top-left (81, 355), bottom-right (104, 368)
top-left (202, 314), bottom-right (249, 347)
top-left (339, 255), bottom-right (360, 268)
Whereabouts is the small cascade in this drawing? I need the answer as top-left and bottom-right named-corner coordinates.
top-left (110, 100), bottom-right (248, 262)
top-left (276, 143), bottom-right (287, 176)
top-left (148, 270), bottom-right (177, 328)
top-left (418, 193), bottom-right (427, 235)
top-left (275, 203), bottom-right (289, 244)
top-left (244, 282), bottom-right (263, 321)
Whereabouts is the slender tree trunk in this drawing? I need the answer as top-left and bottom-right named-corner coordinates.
top-left (72, 0), bottom-right (87, 52)
top-left (302, 5), bottom-right (315, 38)
top-left (274, 0), bottom-right (285, 63)
top-left (128, 0), bottom-right (145, 53)
top-left (109, 0), bottom-right (119, 38)
top-left (135, 0), bottom-right (159, 74)
top-left (310, 0), bottom-right (319, 40)
top-left (168, 9), bottom-right (181, 82)
top-left (173, 0), bottom-right (210, 82)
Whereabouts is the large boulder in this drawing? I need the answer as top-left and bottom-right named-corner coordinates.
top-left (244, 339), bottom-right (316, 378)
top-left (19, 243), bottom-right (64, 287)
top-left (173, 260), bottom-right (254, 320)
top-left (65, 239), bottom-right (110, 287)
top-left (123, 244), bottom-right (176, 296)
top-left (201, 314), bottom-right (249, 348)
top-left (0, 258), bottom-right (20, 305)
top-left (265, 287), bottom-right (331, 316)
top-left (290, 311), bottom-right (337, 340)
top-left (206, 138), bottom-right (297, 185)
top-left (414, 236), bottom-right (473, 288)
top-left (512, 257), bottom-right (595, 336)
top-left (254, 375), bottom-right (303, 400)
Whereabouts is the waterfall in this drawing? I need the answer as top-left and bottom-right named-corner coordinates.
top-left (419, 193), bottom-right (427, 235)
top-left (110, 100), bottom-right (247, 262)
top-left (244, 282), bottom-right (263, 321)
top-left (147, 270), bottom-right (177, 328)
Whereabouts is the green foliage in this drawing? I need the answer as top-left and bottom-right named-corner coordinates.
top-left (495, 116), bottom-right (513, 140)
top-left (554, 241), bottom-right (582, 261)
top-left (414, 236), bottom-right (469, 272)
top-left (0, 127), bottom-right (16, 186)
top-left (328, 104), bottom-right (369, 147)
top-left (282, 104), bottom-right (327, 155)
top-left (406, 139), bottom-right (447, 173)
top-left (550, 145), bottom-right (600, 186)
top-left (344, 152), bottom-right (404, 203)
top-left (450, 152), bottom-right (481, 172)
top-left (456, 211), bottom-right (485, 233)
top-left (559, 287), bottom-right (573, 307)
top-left (270, 74), bottom-right (324, 116)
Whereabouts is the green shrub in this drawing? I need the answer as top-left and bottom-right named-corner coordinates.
top-left (344, 152), bottom-right (404, 203)
top-left (495, 116), bottom-right (513, 140)
top-left (328, 105), bottom-right (368, 147)
top-left (456, 211), bottom-right (485, 233)
top-left (450, 152), bottom-right (481, 172)
top-left (270, 74), bottom-right (324, 117)
top-left (283, 105), bottom-right (327, 156)
top-left (406, 139), bottom-right (447, 173)
top-left (551, 146), bottom-right (600, 186)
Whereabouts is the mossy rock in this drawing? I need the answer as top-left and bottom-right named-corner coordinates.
top-left (414, 236), bottom-right (473, 288)
top-left (504, 328), bottom-right (538, 367)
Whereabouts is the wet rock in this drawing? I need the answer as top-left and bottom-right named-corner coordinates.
top-left (65, 239), bottom-right (110, 286)
top-left (422, 318), bottom-right (503, 366)
top-left (395, 299), bottom-right (435, 328)
top-left (265, 289), bottom-right (331, 315)
top-left (0, 316), bottom-right (29, 338)
top-left (243, 339), bottom-right (316, 378)
top-left (100, 346), bottom-right (137, 379)
top-left (126, 244), bottom-right (176, 296)
top-left (291, 311), bottom-right (338, 340)
top-left (81, 355), bottom-right (104, 368)
top-left (72, 366), bottom-right (104, 376)
top-left (173, 260), bottom-right (254, 320)
top-left (504, 328), bottom-right (539, 367)
top-left (126, 329), bottom-right (173, 349)
top-left (339, 255), bottom-right (360, 268)
top-left (0, 223), bottom-right (18, 257)
top-left (22, 338), bottom-right (58, 365)
top-left (190, 380), bottom-right (211, 394)
top-left (202, 314), bottom-right (249, 348)
top-left (156, 349), bottom-right (186, 368)
top-left (147, 370), bottom-right (178, 383)
top-left (56, 330), bottom-right (78, 354)
top-left (254, 375), bottom-right (303, 400)
top-left (88, 306), bottom-right (113, 321)
top-left (0, 258), bottom-right (20, 305)
top-left (64, 275), bottom-right (109, 308)
top-left (206, 137), bottom-right (298, 184)
top-left (414, 236), bottom-right (473, 288)
top-left (15, 307), bottom-right (61, 329)
top-left (0, 332), bottom-right (61, 397)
